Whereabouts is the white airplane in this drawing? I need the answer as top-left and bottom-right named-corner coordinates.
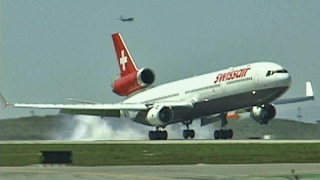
top-left (1, 33), bottom-right (315, 140)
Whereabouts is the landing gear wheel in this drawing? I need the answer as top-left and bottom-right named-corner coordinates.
top-left (183, 130), bottom-right (195, 139)
top-left (159, 131), bottom-right (168, 140)
top-left (183, 130), bottom-right (189, 139)
top-left (149, 131), bottom-right (155, 140)
top-left (214, 112), bottom-right (233, 140)
top-left (214, 130), bottom-right (219, 140)
top-left (182, 120), bottom-right (195, 139)
top-left (226, 129), bottom-right (233, 139)
top-left (189, 130), bottom-right (195, 139)
top-left (149, 130), bottom-right (168, 140)
top-left (214, 129), bottom-right (233, 139)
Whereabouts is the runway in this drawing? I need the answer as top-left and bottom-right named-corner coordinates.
top-left (1, 139), bottom-right (320, 144)
top-left (1, 164), bottom-right (320, 180)
top-left (2, 140), bottom-right (320, 179)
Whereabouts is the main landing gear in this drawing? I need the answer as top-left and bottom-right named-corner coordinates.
top-left (149, 127), bottom-right (168, 140)
top-left (148, 113), bottom-right (234, 140)
top-left (214, 113), bottom-right (233, 139)
top-left (183, 120), bottom-right (195, 139)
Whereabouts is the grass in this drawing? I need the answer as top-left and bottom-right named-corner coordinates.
top-left (1, 143), bottom-right (320, 166)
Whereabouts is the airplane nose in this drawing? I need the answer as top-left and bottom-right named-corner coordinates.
top-left (285, 73), bottom-right (292, 87)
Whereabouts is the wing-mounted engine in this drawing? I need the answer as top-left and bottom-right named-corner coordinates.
top-left (250, 104), bottom-right (276, 124)
top-left (112, 68), bottom-right (155, 96)
top-left (146, 106), bottom-right (174, 126)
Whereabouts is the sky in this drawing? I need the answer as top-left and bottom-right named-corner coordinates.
top-left (1, 0), bottom-right (319, 123)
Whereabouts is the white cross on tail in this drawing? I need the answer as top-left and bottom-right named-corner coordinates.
top-left (119, 50), bottom-right (127, 71)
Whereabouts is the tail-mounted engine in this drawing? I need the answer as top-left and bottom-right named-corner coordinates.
top-left (112, 68), bottom-right (155, 96)
top-left (146, 106), bottom-right (174, 126)
top-left (250, 104), bottom-right (276, 124)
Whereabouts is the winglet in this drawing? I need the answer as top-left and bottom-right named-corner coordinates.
top-left (0, 93), bottom-right (10, 109)
top-left (306, 81), bottom-right (314, 99)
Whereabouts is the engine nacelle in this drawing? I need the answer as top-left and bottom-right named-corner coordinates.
top-left (250, 104), bottom-right (276, 124)
top-left (112, 68), bottom-right (155, 96)
top-left (146, 106), bottom-right (174, 126)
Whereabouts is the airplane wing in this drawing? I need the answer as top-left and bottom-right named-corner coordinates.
top-left (148, 101), bottom-right (194, 108)
top-left (272, 81), bottom-right (314, 105)
top-left (11, 103), bottom-right (148, 117)
top-left (1, 92), bottom-right (194, 117)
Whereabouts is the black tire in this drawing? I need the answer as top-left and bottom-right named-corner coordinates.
top-left (149, 131), bottom-right (168, 140)
top-left (214, 130), bottom-right (220, 139)
top-left (149, 131), bottom-right (155, 140)
top-left (183, 130), bottom-right (189, 139)
top-left (226, 129), bottom-right (233, 139)
top-left (160, 131), bottom-right (168, 140)
top-left (219, 130), bottom-right (227, 139)
top-left (189, 130), bottom-right (195, 139)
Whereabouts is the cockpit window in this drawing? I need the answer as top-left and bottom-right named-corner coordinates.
top-left (266, 69), bottom-right (288, 76)
top-left (266, 71), bottom-right (274, 76)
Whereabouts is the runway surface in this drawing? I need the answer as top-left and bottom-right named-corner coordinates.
top-left (1, 139), bottom-right (320, 144)
top-left (1, 164), bottom-right (320, 180)
top-left (2, 140), bottom-right (320, 179)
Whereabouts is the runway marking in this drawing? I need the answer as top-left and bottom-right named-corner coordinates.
top-left (1, 169), bottom-right (168, 179)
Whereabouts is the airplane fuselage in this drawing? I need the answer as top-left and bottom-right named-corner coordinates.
top-left (122, 62), bottom-right (292, 125)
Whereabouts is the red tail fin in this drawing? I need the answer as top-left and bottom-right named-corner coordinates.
top-left (111, 33), bottom-right (155, 96)
top-left (112, 33), bottom-right (138, 77)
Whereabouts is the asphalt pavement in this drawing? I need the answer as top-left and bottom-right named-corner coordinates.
top-left (1, 163), bottom-right (320, 180)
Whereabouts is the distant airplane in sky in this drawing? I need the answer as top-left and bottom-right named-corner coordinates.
top-left (1, 33), bottom-right (314, 140)
top-left (118, 15), bottom-right (134, 22)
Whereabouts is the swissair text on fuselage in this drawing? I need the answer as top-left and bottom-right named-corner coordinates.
top-left (214, 67), bottom-right (251, 84)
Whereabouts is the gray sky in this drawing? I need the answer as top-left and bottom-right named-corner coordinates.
top-left (1, 0), bottom-right (319, 123)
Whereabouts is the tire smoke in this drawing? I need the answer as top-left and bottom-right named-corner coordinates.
top-left (61, 115), bottom-right (216, 140)
top-left (68, 115), bottom-right (150, 140)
